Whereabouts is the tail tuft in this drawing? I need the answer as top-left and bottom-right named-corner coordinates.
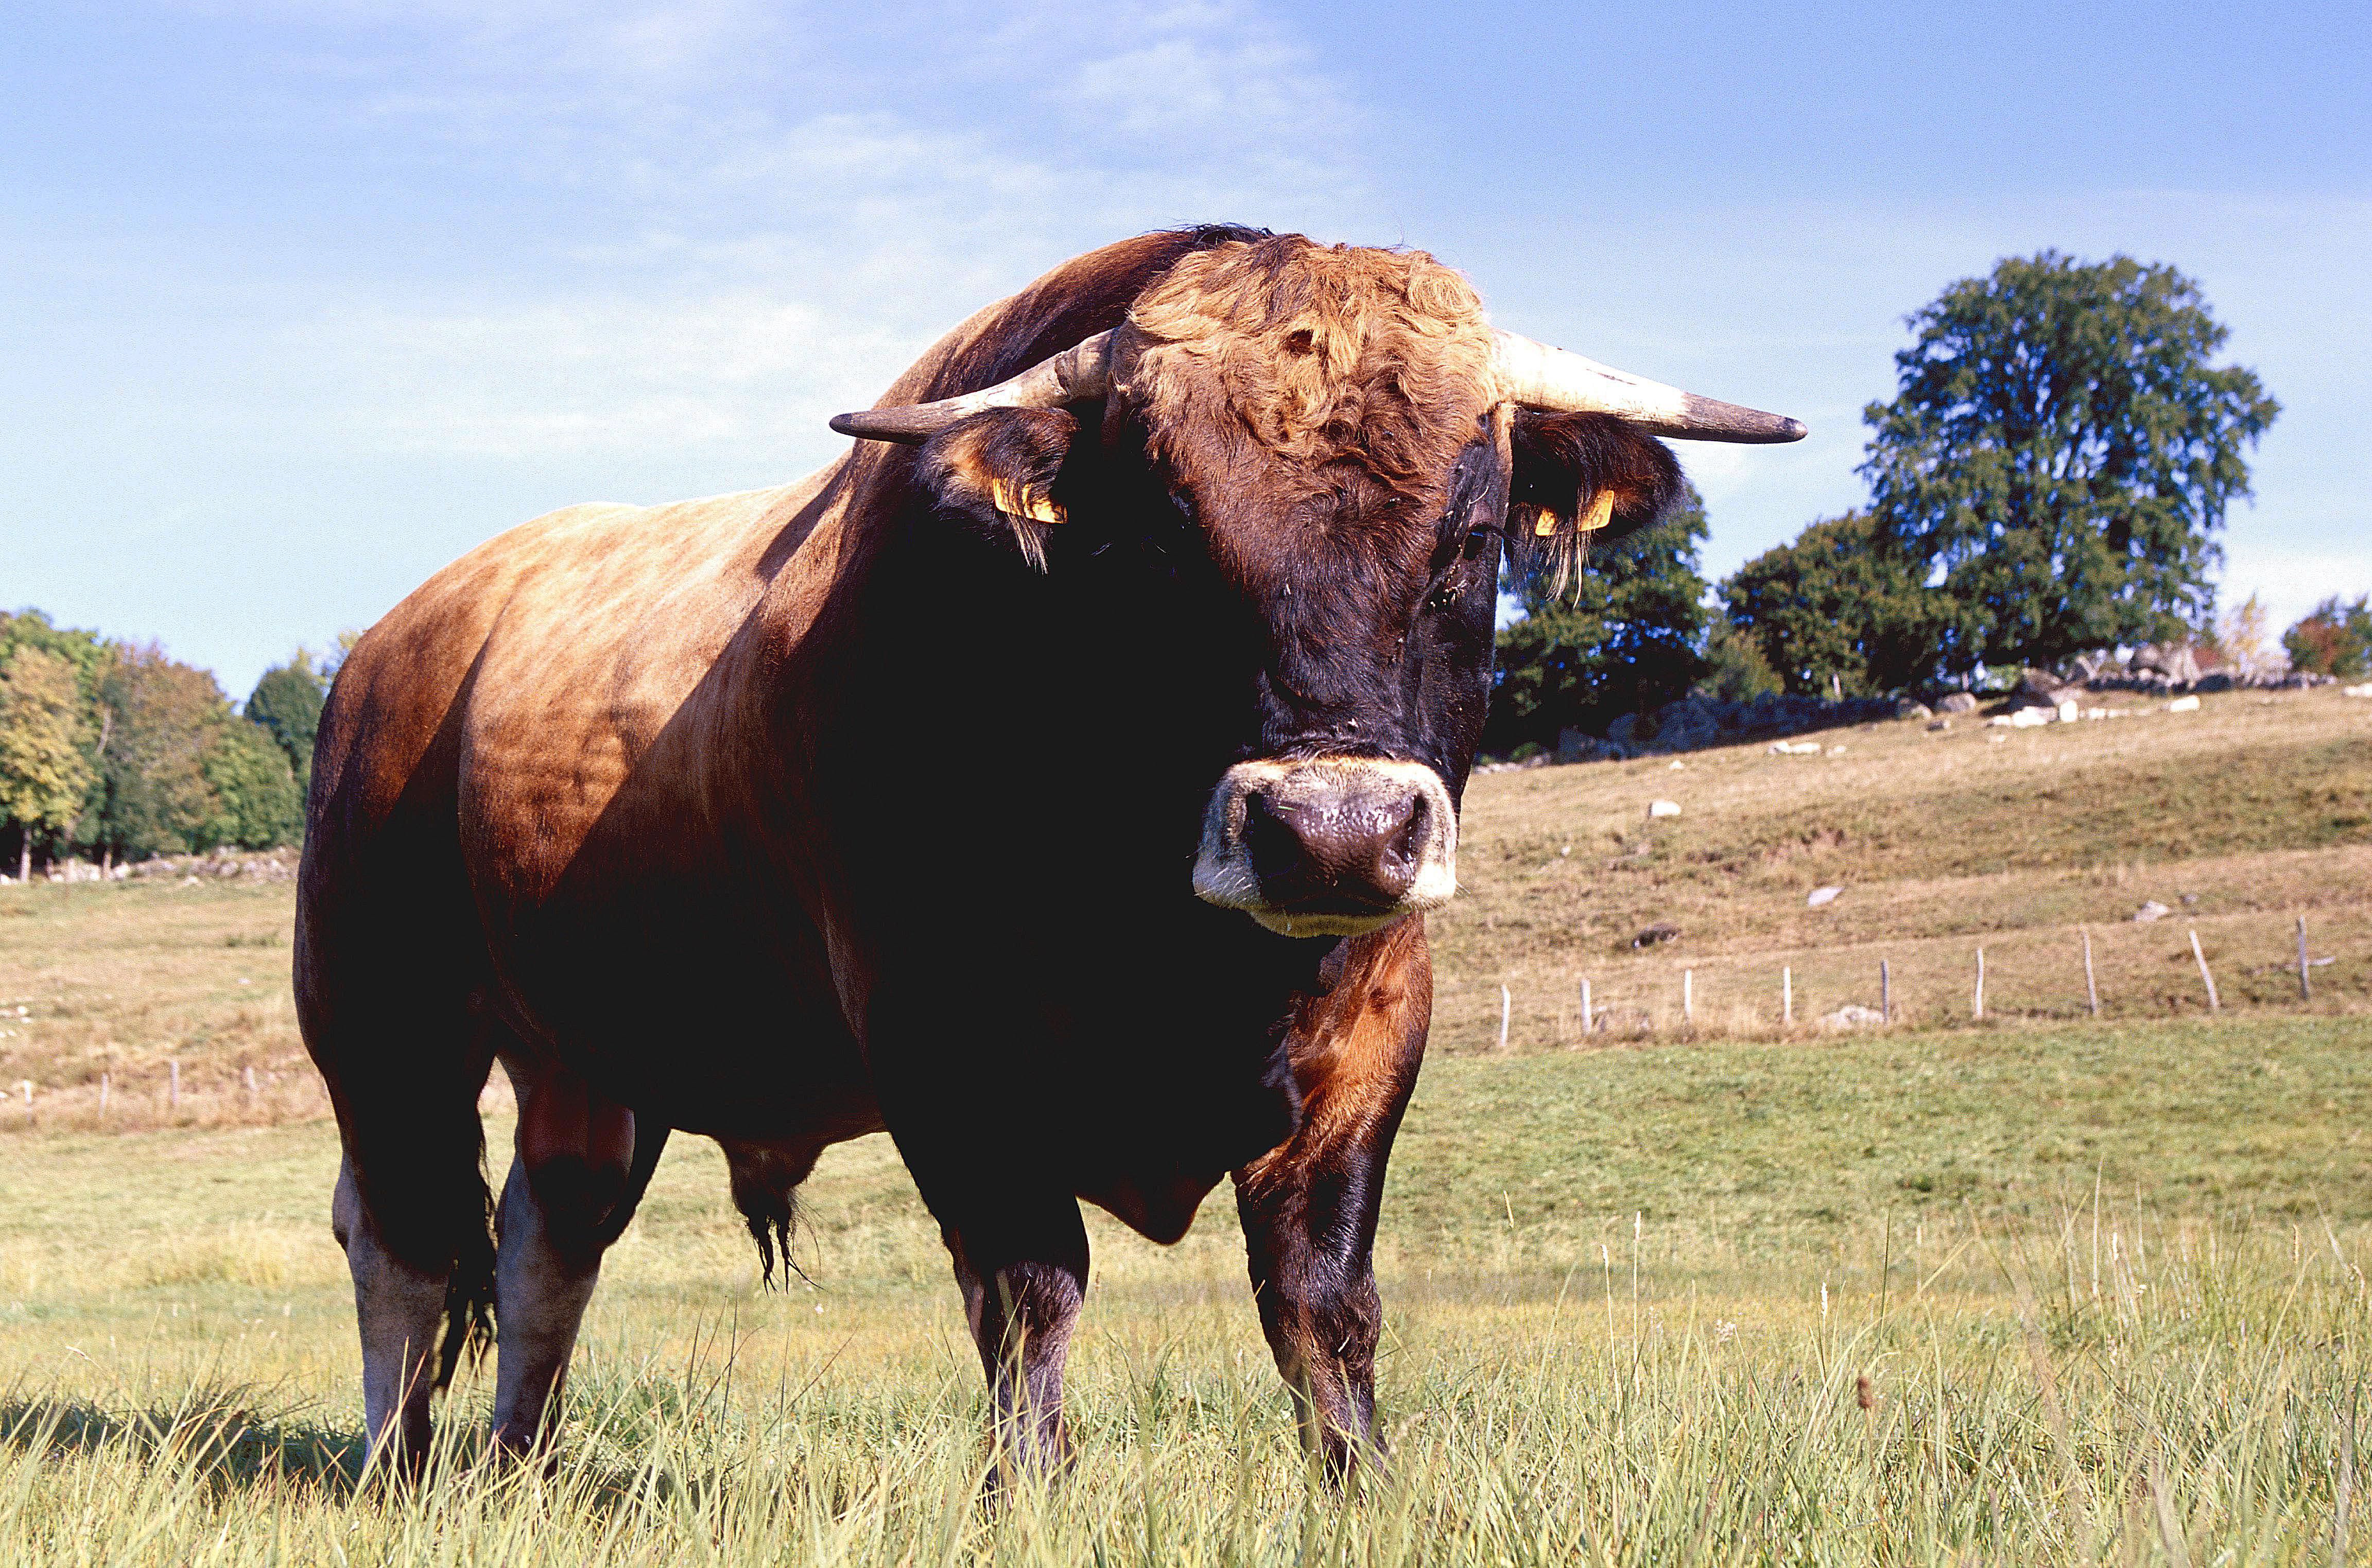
top-left (435, 1123), bottom-right (498, 1389)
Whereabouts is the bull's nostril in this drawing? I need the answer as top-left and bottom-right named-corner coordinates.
top-left (1240, 792), bottom-right (1304, 881)
top-left (1384, 797), bottom-right (1425, 870)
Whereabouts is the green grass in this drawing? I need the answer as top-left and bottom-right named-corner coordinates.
top-left (4, 1017), bottom-right (2371, 1562)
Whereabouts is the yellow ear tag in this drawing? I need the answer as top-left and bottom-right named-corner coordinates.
top-left (1533, 507), bottom-right (1557, 538)
top-left (990, 481), bottom-right (1065, 526)
top-left (1578, 489), bottom-right (1617, 534)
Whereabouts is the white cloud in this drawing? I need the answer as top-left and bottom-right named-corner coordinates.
top-left (212, 0), bottom-right (1376, 467)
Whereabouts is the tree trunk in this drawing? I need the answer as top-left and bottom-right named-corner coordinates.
top-left (18, 835), bottom-right (28, 883)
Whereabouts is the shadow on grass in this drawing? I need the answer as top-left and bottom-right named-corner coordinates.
top-left (0, 1385), bottom-right (750, 1516)
top-left (0, 1387), bottom-right (368, 1497)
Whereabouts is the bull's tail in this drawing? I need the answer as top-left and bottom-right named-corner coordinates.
top-left (436, 1122), bottom-right (498, 1389)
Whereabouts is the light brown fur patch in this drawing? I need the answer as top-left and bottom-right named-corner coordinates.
top-left (1120, 240), bottom-right (1497, 504)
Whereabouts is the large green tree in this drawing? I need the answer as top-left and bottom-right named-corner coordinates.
top-left (1721, 511), bottom-right (1958, 696)
top-left (245, 651), bottom-right (326, 786)
top-left (92, 644), bottom-right (231, 861)
top-left (1484, 483), bottom-right (1711, 750)
top-left (1860, 252), bottom-right (2278, 675)
top-left (0, 611), bottom-right (109, 865)
top-left (201, 717), bottom-right (305, 849)
top-left (0, 647), bottom-right (94, 879)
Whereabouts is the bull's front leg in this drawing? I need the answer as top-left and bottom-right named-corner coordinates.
top-left (1233, 920), bottom-right (1430, 1477)
top-left (942, 1203), bottom-right (1090, 1484)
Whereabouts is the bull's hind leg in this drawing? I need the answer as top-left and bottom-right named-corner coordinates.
top-left (315, 1015), bottom-right (498, 1474)
top-left (489, 1046), bottom-right (663, 1454)
top-left (331, 1153), bottom-right (464, 1467)
top-left (1233, 921), bottom-right (1430, 1477)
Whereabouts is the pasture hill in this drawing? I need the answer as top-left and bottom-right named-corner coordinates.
top-left (0, 682), bottom-right (2365, 1123)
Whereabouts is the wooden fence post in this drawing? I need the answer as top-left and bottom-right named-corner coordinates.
top-left (1498, 985), bottom-right (1511, 1051)
top-left (1683, 969), bottom-right (1693, 1024)
top-left (244, 1065), bottom-right (258, 1107)
top-left (98, 1072), bottom-right (109, 1121)
top-left (2084, 930), bottom-right (2100, 1017)
top-left (1782, 966), bottom-right (1793, 1026)
top-left (1881, 959), bottom-right (1892, 1022)
top-left (169, 1059), bottom-right (180, 1110)
top-left (2190, 930), bottom-right (2220, 1011)
top-left (1580, 977), bottom-right (1592, 1036)
top-left (2299, 915), bottom-right (2313, 1002)
top-left (1974, 948), bottom-right (1986, 1021)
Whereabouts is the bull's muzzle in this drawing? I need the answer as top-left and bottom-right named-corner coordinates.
top-left (1191, 758), bottom-right (1459, 936)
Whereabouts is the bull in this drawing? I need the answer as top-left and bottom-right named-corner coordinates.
top-left (299, 226), bottom-right (1802, 1479)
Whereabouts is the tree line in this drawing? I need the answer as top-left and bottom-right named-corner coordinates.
top-left (0, 611), bottom-right (336, 879)
top-left (1484, 249), bottom-right (2357, 753)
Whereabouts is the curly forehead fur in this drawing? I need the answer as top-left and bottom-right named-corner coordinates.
top-left (1121, 238), bottom-right (1497, 505)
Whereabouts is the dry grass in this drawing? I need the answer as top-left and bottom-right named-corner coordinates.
top-left (1432, 684), bottom-right (2371, 1051)
top-left (0, 875), bottom-right (320, 1130)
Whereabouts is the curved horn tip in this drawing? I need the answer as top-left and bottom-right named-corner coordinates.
top-left (829, 410), bottom-right (936, 445)
top-left (1677, 394), bottom-right (1809, 445)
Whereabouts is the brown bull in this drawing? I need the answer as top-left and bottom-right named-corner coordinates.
top-left (299, 226), bottom-right (1802, 1478)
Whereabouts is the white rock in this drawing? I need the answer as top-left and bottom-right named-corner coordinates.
top-left (1819, 1004), bottom-right (1888, 1030)
top-left (1807, 885), bottom-right (1842, 908)
top-left (1668, 759), bottom-right (1686, 770)
top-left (2344, 683), bottom-right (2372, 699)
top-left (2134, 900), bottom-right (2170, 923)
top-left (1986, 733), bottom-right (2008, 744)
top-left (2057, 700), bottom-right (2080, 722)
top-left (1648, 799), bottom-right (1682, 819)
top-left (1826, 745), bottom-right (1847, 756)
top-left (2166, 694), bottom-right (2201, 712)
top-left (1770, 739), bottom-right (1822, 755)
top-left (2010, 707), bottom-right (2052, 727)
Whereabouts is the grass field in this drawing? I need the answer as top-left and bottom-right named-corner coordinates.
top-left (2, 684), bottom-right (2369, 1562)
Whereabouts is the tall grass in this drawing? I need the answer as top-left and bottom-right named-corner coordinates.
top-left (2, 1210), bottom-right (2360, 1564)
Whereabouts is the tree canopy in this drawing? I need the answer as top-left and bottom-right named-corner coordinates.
top-left (0, 647), bottom-right (94, 876)
top-left (0, 608), bottom-right (331, 869)
top-left (202, 714), bottom-right (306, 849)
top-left (1484, 484), bottom-right (1710, 750)
top-left (246, 652), bottom-right (326, 786)
top-left (93, 645), bottom-right (230, 862)
top-left (1859, 252), bottom-right (2277, 675)
top-left (1720, 512), bottom-right (1957, 698)
top-left (2283, 595), bottom-right (2372, 679)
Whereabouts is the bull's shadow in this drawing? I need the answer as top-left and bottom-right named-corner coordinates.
top-left (0, 1387), bottom-right (740, 1510)
top-left (0, 1388), bottom-right (370, 1499)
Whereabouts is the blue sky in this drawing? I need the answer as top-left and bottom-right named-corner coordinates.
top-left (5, 0), bottom-right (2365, 700)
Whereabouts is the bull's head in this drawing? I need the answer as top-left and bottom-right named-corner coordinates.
top-left (833, 238), bottom-right (1802, 938)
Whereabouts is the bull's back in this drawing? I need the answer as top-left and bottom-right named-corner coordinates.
top-left (300, 466), bottom-right (865, 1128)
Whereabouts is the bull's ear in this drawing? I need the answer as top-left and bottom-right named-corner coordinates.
top-left (915, 407), bottom-right (1081, 571)
top-left (1509, 411), bottom-right (1684, 593)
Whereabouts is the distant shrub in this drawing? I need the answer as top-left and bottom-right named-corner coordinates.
top-left (2283, 595), bottom-right (2372, 678)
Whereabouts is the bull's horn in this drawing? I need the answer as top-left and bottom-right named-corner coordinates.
top-left (830, 331), bottom-right (1115, 444)
top-left (1490, 329), bottom-right (1806, 444)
